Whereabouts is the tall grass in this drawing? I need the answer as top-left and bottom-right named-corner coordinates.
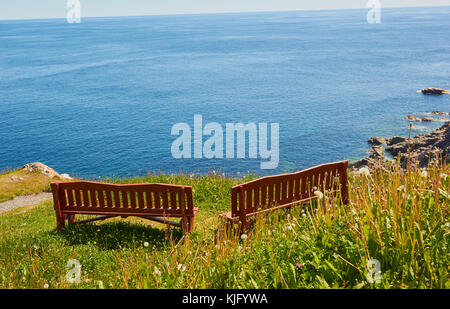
top-left (0, 161), bottom-right (448, 289)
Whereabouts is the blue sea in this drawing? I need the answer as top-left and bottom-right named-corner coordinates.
top-left (1, 7), bottom-right (449, 178)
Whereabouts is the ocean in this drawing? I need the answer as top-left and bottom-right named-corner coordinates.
top-left (1, 7), bottom-right (449, 177)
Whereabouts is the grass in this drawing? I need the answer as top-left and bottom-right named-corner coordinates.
top-left (0, 162), bottom-right (448, 289)
top-left (0, 168), bottom-right (56, 203)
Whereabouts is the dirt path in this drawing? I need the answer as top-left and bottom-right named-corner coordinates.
top-left (0, 193), bottom-right (52, 214)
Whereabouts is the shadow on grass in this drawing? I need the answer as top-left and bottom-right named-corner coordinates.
top-left (56, 221), bottom-right (183, 250)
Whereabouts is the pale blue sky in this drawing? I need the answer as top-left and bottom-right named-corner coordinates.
top-left (1, 0), bottom-right (450, 20)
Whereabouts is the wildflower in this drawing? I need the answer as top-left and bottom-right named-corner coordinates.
top-left (267, 230), bottom-right (271, 236)
top-left (177, 264), bottom-right (186, 272)
top-left (97, 229), bottom-right (100, 232)
top-left (98, 281), bottom-right (104, 289)
top-left (314, 190), bottom-right (323, 199)
top-left (241, 234), bottom-right (248, 241)
top-left (85, 279), bottom-right (91, 283)
top-left (296, 263), bottom-right (303, 269)
top-left (284, 223), bottom-right (294, 231)
top-left (358, 167), bottom-right (371, 177)
top-left (153, 267), bottom-right (161, 276)
top-left (420, 170), bottom-right (428, 178)
top-left (440, 173), bottom-right (448, 180)
top-left (397, 185), bottom-right (405, 192)
top-left (43, 283), bottom-right (49, 289)
top-left (143, 242), bottom-right (149, 247)
top-left (237, 246), bottom-right (242, 251)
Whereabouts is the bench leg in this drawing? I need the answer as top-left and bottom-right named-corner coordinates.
top-left (56, 213), bottom-right (66, 232)
top-left (187, 217), bottom-right (194, 233)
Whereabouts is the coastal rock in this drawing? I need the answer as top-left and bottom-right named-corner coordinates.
top-left (387, 136), bottom-right (408, 146)
top-left (368, 137), bottom-right (386, 145)
top-left (368, 146), bottom-right (384, 159)
top-left (60, 173), bottom-right (73, 180)
top-left (23, 162), bottom-right (62, 178)
top-left (385, 122), bottom-right (450, 167)
top-left (421, 88), bottom-right (449, 95)
top-left (404, 115), bottom-right (434, 122)
top-left (432, 111), bottom-right (449, 116)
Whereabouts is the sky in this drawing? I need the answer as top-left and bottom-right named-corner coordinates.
top-left (1, 0), bottom-right (450, 20)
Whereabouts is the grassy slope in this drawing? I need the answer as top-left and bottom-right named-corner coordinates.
top-left (0, 169), bottom-right (55, 203)
top-left (0, 165), bottom-right (448, 289)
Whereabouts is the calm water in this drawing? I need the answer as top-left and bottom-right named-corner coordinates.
top-left (1, 7), bottom-right (449, 177)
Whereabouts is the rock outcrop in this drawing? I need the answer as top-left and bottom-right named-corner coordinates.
top-left (432, 111), bottom-right (449, 116)
top-left (368, 137), bottom-right (386, 145)
top-left (22, 162), bottom-right (72, 179)
top-left (404, 115), bottom-right (434, 122)
top-left (421, 88), bottom-right (449, 95)
top-left (385, 122), bottom-right (450, 167)
top-left (351, 122), bottom-right (450, 170)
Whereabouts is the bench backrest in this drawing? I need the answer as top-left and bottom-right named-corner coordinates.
top-left (51, 181), bottom-right (194, 215)
top-left (231, 161), bottom-right (348, 219)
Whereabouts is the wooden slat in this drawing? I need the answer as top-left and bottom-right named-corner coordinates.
top-left (154, 191), bottom-right (161, 209)
top-left (105, 190), bottom-right (113, 208)
top-left (130, 191), bottom-right (137, 209)
top-left (138, 191), bottom-right (145, 209)
top-left (82, 189), bottom-right (90, 207)
top-left (162, 190), bottom-right (169, 208)
top-left (246, 189), bottom-right (252, 212)
top-left (122, 191), bottom-right (129, 208)
top-left (90, 190), bottom-right (98, 207)
top-left (149, 192), bottom-right (154, 209)
top-left (170, 191), bottom-right (177, 209)
top-left (113, 190), bottom-right (121, 208)
top-left (63, 207), bottom-right (197, 216)
top-left (66, 189), bottom-right (74, 207)
top-left (75, 189), bottom-right (83, 207)
top-left (98, 190), bottom-right (106, 207)
top-left (185, 188), bottom-right (194, 210)
top-left (261, 184), bottom-right (267, 209)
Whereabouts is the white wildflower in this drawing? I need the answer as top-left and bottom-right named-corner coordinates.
top-left (358, 167), bottom-right (371, 177)
top-left (241, 234), bottom-right (248, 241)
top-left (420, 170), bottom-right (428, 178)
top-left (153, 267), bottom-right (161, 276)
top-left (314, 190), bottom-right (324, 199)
top-left (440, 173), bottom-right (448, 180)
top-left (98, 281), bottom-right (104, 289)
top-left (143, 242), bottom-right (149, 247)
top-left (177, 264), bottom-right (186, 272)
top-left (43, 283), bottom-right (49, 289)
top-left (397, 185), bottom-right (405, 192)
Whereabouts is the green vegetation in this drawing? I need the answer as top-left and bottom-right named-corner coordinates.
top-left (0, 169), bottom-right (54, 203)
top-left (0, 163), bottom-right (448, 289)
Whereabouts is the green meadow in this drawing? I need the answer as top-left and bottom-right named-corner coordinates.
top-left (0, 162), bottom-right (448, 289)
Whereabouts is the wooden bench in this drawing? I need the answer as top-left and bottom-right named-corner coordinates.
top-left (50, 181), bottom-right (198, 234)
top-left (221, 161), bottom-right (349, 230)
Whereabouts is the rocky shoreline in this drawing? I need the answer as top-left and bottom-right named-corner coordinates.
top-left (350, 114), bottom-right (450, 170)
